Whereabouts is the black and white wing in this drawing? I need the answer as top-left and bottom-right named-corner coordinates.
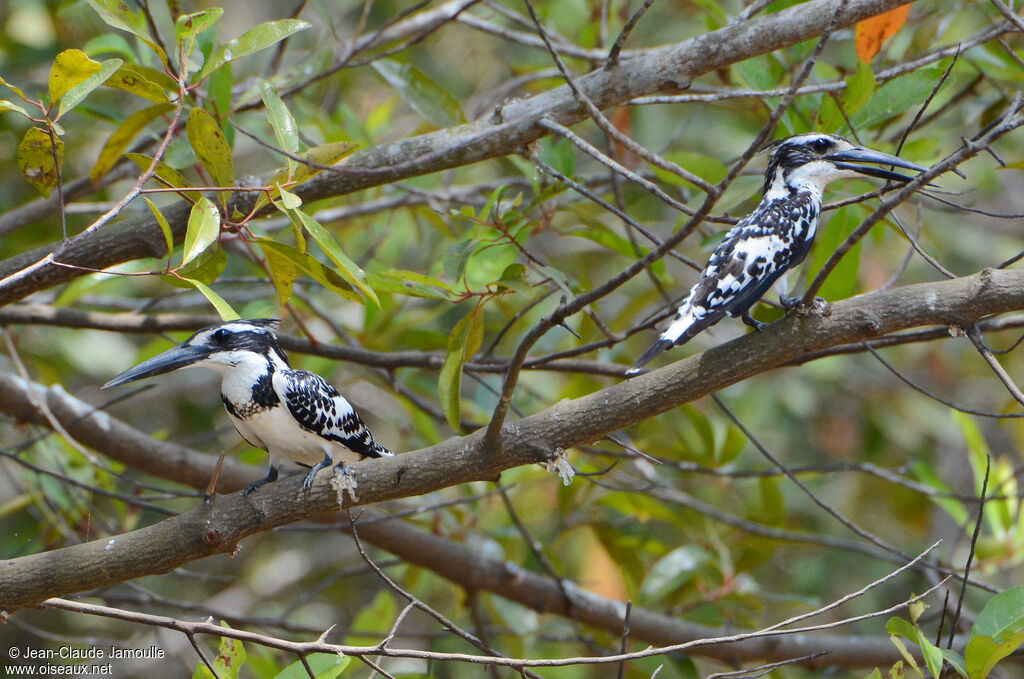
top-left (628, 194), bottom-right (818, 373)
top-left (278, 369), bottom-right (392, 459)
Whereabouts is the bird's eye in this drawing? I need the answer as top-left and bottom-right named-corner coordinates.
top-left (213, 329), bottom-right (229, 344)
top-left (811, 138), bottom-right (832, 153)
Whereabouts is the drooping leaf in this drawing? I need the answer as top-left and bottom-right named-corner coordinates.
top-left (57, 57), bottom-right (122, 119)
top-left (438, 306), bottom-right (483, 430)
top-left (808, 205), bottom-right (862, 302)
top-left (104, 64), bottom-right (170, 102)
top-left (292, 210), bottom-right (376, 304)
top-left (18, 127), bottom-right (63, 197)
top-left (84, 0), bottom-right (168, 67)
top-left (196, 19), bottom-right (311, 82)
top-left (264, 246), bottom-right (297, 304)
top-left (187, 107), bottom-right (234, 205)
top-left (0, 75), bottom-right (27, 99)
top-left (181, 197), bottom-right (221, 267)
top-left (144, 198), bottom-right (175, 266)
top-left (856, 4), bottom-right (912, 62)
top-left (91, 102), bottom-right (174, 181)
top-left (259, 79), bottom-right (298, 175)
top-left (257, 240), bottom-right (359, 301)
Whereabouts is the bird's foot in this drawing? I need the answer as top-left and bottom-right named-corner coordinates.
top-left (330, 464), bottom-right (360, 504)
top-left (741, 312), bottom-right (766, 332)
top-left (300, 453), bottom-right (333, 494)
top-left (779, 295), bottom-right (830, 316)
top-left (244, 465), bottom-right (279, 495)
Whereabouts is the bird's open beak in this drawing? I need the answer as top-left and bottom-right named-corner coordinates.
top-left (103, 343), bottom-right (209, 389)
top-left (827, 147), bottom-right (929, 183)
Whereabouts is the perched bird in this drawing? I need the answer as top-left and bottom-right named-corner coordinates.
top-left (627, 133), bottom-right (928, 375)
top-left (104, 319), bottom-right (393, 495)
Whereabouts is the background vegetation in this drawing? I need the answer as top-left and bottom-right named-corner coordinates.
top-left (0, 0), bottom-right (1023, 677)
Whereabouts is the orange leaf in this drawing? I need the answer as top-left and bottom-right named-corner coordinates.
top-left (855, 4), bottom-right (911, 63)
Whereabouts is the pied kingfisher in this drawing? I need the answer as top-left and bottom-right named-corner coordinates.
top-left (104, 319), bottom-right (393, 495)
top-left (626, 133), bottom-right (928, 374)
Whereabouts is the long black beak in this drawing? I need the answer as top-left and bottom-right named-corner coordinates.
top-left (828, 147), bottom-right (929, 183)
top-left (103, 343), bottom-right (209, 389)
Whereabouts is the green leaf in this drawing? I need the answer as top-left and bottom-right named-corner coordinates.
top-left (915, 628), bottom-right (944, 679)
top-left (964, 632), bottom-right (1024, 679)
top-left (367, 270), bottom-right (455, 301)
top-left (371, 59), bottom-right (464, 128)
top-left (257, 240), bottom-right (359, 301)
top-left (196, 19), bottom-right (312, 82)
top-left (83, 32), bottom-right (136, 60)
top-left (808, 205), bottom-right (862, 302)
top-left (191, 626), bottom-right (245, 679)
top-left (850, 70), bottom-right (939, 130)
top-left (438, 306), bottom-right (482, 430)
top-left (187, 107), bottom-right (234, 205)
top-left (164, 245), bottom-right (227, 288)
top-left (971, 585), bottom-right (1024, 642)
top-left (346, 590), bottom-right (395, 645)
top-left (652, 150), bottom-right (728, 190)
top-left (0, 75), bottom-right (27, 99)
top-left (182, 277), bottom-right (238, 321)
top-left (273, 653), bottom-right (350, 679)
top-left (443, 240), bottom-right (475, 283)
top-left (85, 0), bottom-right (168, 67)
top-left (57, 57), bottom-right (122, 119)
top-left (176, 8), bottom-right (223, 62)
top-left (144, 198), bottom-right (175, 265)
top-left (277, 184), bottom-right (301, 210)
top-left (939, 649), bottom-right (968, 678)
top-left (912, 460), bottom-right (968, 525)
top-left (292, 210), bottom-right (377, 305)
top-left (639, 546), bottom-right (707, 604)
top-left (260, 79), bottom-right (298, 176)
top-left (0, 100), bottom-right (30, 118)
top-left (264, 246), bottom-right (297, 305)
top-left (182, 197), bottom-right (220, 267)
top-left (91, 102), bottom-right (174, 181)
top-left (104, 64), bottom-right (170, 102)
top-left (843, 61), bottom-right (877, 115)
top-left (18, 127), bottom-right (63, 197)
top-left (49, 49), bottom-right (102, 104)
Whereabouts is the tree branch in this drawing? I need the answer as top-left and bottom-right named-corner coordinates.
top-left (0, 0), bottom-right (915, 306)
top-left (2, 266), bottom-right (1020, 614)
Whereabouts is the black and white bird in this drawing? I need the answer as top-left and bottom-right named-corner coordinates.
top-left (627, 133), bottom-right (928, 375)
top-left (104, 319), bottom-right (393, 495)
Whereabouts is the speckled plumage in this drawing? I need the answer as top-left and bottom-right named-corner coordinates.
top-left (628, 133), bottom-right (927, 374)
top-left (105, 319), bottom-right (392, 494)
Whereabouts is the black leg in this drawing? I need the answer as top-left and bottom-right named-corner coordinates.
top-left (741, 312), bottom-right (765, 331)
top-left (779, 294), bottom-right (802, 310)
top-left (301, 452), bottom-right (333, 492)
top-left (245, 464), bottom-right (279, 495)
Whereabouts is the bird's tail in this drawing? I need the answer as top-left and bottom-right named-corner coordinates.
top-left (625, 305), bottom-right (720, 376)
